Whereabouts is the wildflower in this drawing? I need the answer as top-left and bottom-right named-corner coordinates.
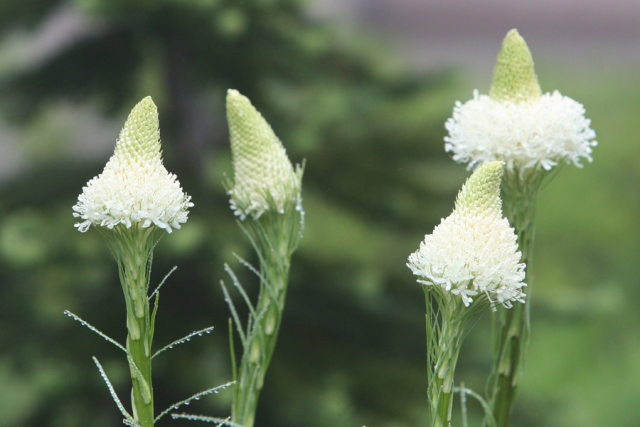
top-left (223, 90), bottom-right (304, 427)
top-left (70, 96), bottom-right (194, 427)
top-left (226, 89), bottom-right (303, 220)
top-left (444, 29), bottom-right (596, 173)
top-left (73, 96), bottom-right (192, 233)
top-left (407, 161), bottom-right (526, 309)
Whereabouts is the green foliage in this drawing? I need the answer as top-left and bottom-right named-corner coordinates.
top-left (519, 67), bottom-right (640, 427)
top-left (1, 1), bottom-right (637, 427)
top-left (0, 1), bottom-right (458, 426)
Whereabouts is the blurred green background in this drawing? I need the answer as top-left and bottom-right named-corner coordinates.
top-left (0, 1), bottom-right (638, 426)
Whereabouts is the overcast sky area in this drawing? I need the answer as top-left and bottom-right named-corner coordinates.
top-left (307, 0), bottom-right (640, 83)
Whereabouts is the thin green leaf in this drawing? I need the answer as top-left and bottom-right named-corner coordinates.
top-left (64, 311), bottom-right (126, 352)
top-left (92, 357), bottom-right (136, 423)
top-left (152, 326), bottom-right (215, 359)
top-left (155, 381), bottom-right (235, 422)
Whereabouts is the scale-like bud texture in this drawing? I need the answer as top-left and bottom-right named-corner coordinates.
top-left (489, 29), bottom-right (542, 103)
top-left (445, 29), bottom-right (596, 172)
top-left (226, 89), bottom-right (302, 220)
top-left (407, 162), bottom-right (526, 308)
top-left (73, 97), bottom-right (192, 233)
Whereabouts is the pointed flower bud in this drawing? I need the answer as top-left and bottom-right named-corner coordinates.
top-left (73, 97), bottom-right (193, 233)
top-left (407, 161), bottom-right (526, 308)
top-left (445, 29), bottom-right (596, 173)
top-left (226, 89), bottom-right (303, 220)
top-left (490, 29), bottom-right (541, 103)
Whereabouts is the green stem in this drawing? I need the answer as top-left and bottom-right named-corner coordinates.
top-left (104, 225), bottom-right (161, 427)
top-left (489, 304), bottom-right (523, 427)
top-left (427, 293), bottom-right (467, 427)
top-left (433, 377), bottom-right (454, 427)
top-left (125, 269), bottom-right (154, 427)
top-left (487, 170), bottom-right (543, 427)
top-left (233, 261), bottom-right (288, 427)
top-left (232, 209), bottom-right (300, 427)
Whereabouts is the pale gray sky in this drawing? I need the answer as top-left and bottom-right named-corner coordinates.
top-left (307, 0), bottom-right (640, 78)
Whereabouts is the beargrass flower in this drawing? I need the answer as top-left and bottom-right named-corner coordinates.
top-left (409, 161), bottom-right (525, 427)
top-left (443, 29), bottom-right (597, 427)
top-left (408, 161), bottom-right (526, 309)
top-left (226, 89), bottom-right (303, 220)
top-left (444, 29), bottom-right (597, 174)
top-left (222, 89), bottom-right (304, 427)
top-left (73, 96), bottom-right (192, 233)
top-left (69, 97), bottom-right (200, 427)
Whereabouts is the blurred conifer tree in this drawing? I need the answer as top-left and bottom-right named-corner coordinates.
top-left (0, 1), bottom-right (470, 426)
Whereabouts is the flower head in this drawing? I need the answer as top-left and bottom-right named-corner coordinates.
top-left (73, 96), bottom-right (192, 233)
top-left (407, 161), bottom-right (526, 308)
top-left (444, 29), bottom-right (596, 173)
top-left (226, 89), bottom-right (302, 220)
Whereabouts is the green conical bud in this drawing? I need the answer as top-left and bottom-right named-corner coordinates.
top-left (407, 158), bottom-right (525, 309)
top-left (73, 96), bottom-right (192, 233)
top-left (489, 29), bottom-right (541, 103)
top-left (114, 96), bottom-right (162, 166)
top-left (226, 89), bottom-right (301, 219)
top-left (454, 161), bottom-right (503, 217)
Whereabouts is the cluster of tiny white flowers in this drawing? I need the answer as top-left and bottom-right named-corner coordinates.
top-left (444, 90), bottom-right (597, 172)
top-left (407, 162), bottom-right (526, 308)
top-left (407, 213), bottom-right (526, 308)
top-left (73, 97), bottom-right (192, 233)
top-left (226, 89), bottom-right (302, 220)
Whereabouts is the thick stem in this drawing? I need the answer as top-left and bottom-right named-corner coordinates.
top-left (125, 263), bottom-right (154, 427)
top-left (427, 293), bottom-right (467, 427)
top-left (488, 170), bottom-right (542, 427)
top-left (433, 377), bottom-right (454, 427)
top-left (232, 209), bottom-right (300, 427)
top-left (432, 346), bottom-right (462, 427)
top-left (233, 261), bottom-right (288, 427)
top-left (104, 225), bottom-right (160, 427)
top-left (489, 304), bottom-right (523, 427)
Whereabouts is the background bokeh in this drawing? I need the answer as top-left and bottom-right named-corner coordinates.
top-left (0, 1), bottom-right (639, 426)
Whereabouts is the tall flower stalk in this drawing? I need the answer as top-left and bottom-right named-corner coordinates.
top-left (444, 29), bottom-right (597, 427)
top-left (224, 89), bottom-right (304, 427)
top-left (408, 161), bottom-right (526, 427)
top-left (71, 97), bottom-right (196, 427)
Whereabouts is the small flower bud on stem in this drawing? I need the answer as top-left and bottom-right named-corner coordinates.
top-left (72, 97), bottom-right (192, 426)
top-left (225, 90), bottom-right (304, 427)
top-left (408, 163), bottom-right (526, 427)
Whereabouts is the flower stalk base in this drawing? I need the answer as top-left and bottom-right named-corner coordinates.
top-left (101, 224), bottom-right (162, 427)
top-left (230, 206), bottom-right (302, 427)
top-left (426, 290), bottom-right (486, 427)
top-left (487, 169), bottom-right (543, 427)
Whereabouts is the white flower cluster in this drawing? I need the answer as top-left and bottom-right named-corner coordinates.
top-left (73, 97), bottom-right (192, 233)
top-left (226, 89), bottom-right (302, 220)
top-left (407, 162), bottom-right (526, 308)
top-left (444, 90), bottom-right (597, 172)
